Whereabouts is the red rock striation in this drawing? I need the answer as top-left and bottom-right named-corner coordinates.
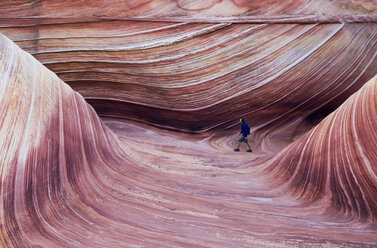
top-left (261, 74), bottom-right (377, 222)
top-left (0, 0), bottom-right (376, 18)
top-left (0, 2), bottom-right (376, 149)
top-left (1, 22), bottom-right (376, 151)
top-left (1, 0), bottom-right (377, 247)
top-left (1, 31), bottom-right (377, 247)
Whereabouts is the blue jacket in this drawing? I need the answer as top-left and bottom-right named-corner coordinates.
top-left (240, 122), bottom-right (248, 137)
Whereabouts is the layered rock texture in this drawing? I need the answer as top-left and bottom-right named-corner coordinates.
top-left (1, 1), bottom-right (377, 146)
top-left (1, 0), bottom-right (377, 247)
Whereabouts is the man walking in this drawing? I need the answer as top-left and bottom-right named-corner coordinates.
top-left (234, 118), bottom-right (252, 152)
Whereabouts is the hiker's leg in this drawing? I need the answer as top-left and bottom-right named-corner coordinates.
top-left (245, 141), bottom-right (252, 152)
top-left (246, 142), bottom-right (251, 149)
top-left (234, 141), bottom-right (242, 151)
top-left (236, 141), bottom-right (241, 149)
top-left (236, 135), bottom-right (244, 149)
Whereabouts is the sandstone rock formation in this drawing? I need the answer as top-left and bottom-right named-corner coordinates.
top-left (261, 73), bottom-right (377, 222)
top-left (1, 31), bottom-right (377, 247)
top-left (0, 1), bottom-right (376, 151)
top-left (1, 0), bottom-right (377, 247)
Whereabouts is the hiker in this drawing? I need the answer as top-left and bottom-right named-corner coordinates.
top-left (234, 118), bottom-right (252, 152)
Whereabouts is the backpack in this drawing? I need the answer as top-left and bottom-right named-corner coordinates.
top-left (246, 124), bottom-right (250, 135)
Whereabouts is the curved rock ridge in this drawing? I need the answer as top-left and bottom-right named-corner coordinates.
top-left (1, 33), bottom-right (377, 247)
top-left (0, 33), bottom-right (128, 247)
top-left (1, 20), bottom-right (377, 148)
top-left (0, 1), bottom-right (376, 145)
top-left (261, 74), bottom-right (377, 222)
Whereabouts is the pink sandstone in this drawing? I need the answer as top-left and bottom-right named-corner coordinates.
top-left (0, 0), bottom-right (377, 247)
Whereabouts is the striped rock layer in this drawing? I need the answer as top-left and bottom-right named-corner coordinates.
top-left (0, 1), bottom-right (377, 153)
top-left (1, 32), bottom-right (377, 247)
top-left (0, 0), bottom-right (377, 247)
top-left (0, 0), bottom-right (376, 18)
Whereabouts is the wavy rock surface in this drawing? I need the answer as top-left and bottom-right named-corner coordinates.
top-left (1, 31), bottom-right (377, 247)
top-left (1, 1), bottom-right (377, 247)
top-left (261, 74), bottom-right (377, 222)
top-left (0, 0), bottom-right (376, 18)
top-left (0, 2), bottom-right (377, 153)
